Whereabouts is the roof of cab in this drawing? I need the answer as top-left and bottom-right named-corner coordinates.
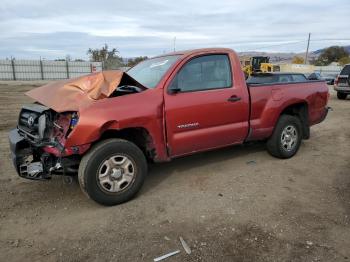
top-left (153, 48), bottom-right (236, 58)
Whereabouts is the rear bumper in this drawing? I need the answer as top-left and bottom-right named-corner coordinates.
top-left (317, 106), bottom-right (330, 124)
top-left (334, 86), bottom-right (350, 93)
top-left (323, 106), bottom-right (330, 120)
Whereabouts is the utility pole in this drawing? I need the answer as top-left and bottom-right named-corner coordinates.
top-left (173, 36), bottom-right (176, 52)
top-left (304, 33), bottom-right (311, 64)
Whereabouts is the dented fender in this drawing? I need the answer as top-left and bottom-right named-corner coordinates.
top-left (63, 88), bottom-right (169, 161)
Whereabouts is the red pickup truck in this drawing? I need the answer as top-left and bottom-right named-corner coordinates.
top-left (9, 48), bottom-right (329, 205)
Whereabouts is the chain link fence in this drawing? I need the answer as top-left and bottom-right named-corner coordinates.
top-left (0, 59), bottom-right (103, 80)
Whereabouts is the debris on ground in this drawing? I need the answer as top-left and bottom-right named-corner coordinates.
top-left (153, 250), bottom-right (180, 261)
top-left (63, 176), bottom-right (73, 184)
top-left (180, 236), bottom-right (192, 254)
top-left (11, 239), bottom-right (19, 247)
top-left (164, 236), bottom-right (170, 241)
top-left (246, 160), bottom-right (256, 165)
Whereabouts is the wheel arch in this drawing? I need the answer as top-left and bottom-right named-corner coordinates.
top-left (277, 101), bottom-right (310, 139)
top-left (98, 127), bottom-right (157, 161)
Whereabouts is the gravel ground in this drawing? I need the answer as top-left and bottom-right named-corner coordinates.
top-left (0, 82), bottom-right (349, 262)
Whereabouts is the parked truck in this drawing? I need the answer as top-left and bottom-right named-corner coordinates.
top-left (9, 48), bottom-right (330, 205)
top-left (334, 64), bottom-right (350, 99)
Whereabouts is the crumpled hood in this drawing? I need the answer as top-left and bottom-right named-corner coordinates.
top-left (26, 70), bottom-right (145, 113)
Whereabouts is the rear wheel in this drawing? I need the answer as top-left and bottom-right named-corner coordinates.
top-left (78, 139), bottom-right (147, 206)
top-left (267, 115), bottom-right (302, 159)
top-left (337, 92), bottom-right (347, 100)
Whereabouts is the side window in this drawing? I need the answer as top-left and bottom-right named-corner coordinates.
top-left (170, 55), bottom-right (232, 92)
top-left (292, 74), bottom-right (307, 82)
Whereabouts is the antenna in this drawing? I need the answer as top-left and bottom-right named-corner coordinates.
top-left (304, 33), bottom-right (311, 64)
top-left (173, 36), bottom-right (176, 52)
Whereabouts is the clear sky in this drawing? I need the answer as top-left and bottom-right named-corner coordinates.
top-left (1, 0), bottom-right (349, 59)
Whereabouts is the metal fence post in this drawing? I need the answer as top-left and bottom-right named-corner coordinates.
top-left (90, 63), bottom-right (93, 73)
top-left (66, 60), bottom-right (70, 79)
top-left (11, 58), bottom-right (16, 80)
top-left (40, 59), bottom-right (44, 80)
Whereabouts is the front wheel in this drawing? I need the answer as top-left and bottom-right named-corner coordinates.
top-left (266, 115), bottom-right (302, 159)
top-left (337, 92), bottom-right (347, 100)
top-left (78, 139), bottom-right (147, 206)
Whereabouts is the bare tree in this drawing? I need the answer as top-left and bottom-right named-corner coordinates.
top-left (87, 44), bottom-right (124, 69)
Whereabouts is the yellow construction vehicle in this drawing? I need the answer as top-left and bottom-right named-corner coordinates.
top-left (240, 56), bottom-right (280, 78)
top-left (260, 63), bottom-right (280, 74)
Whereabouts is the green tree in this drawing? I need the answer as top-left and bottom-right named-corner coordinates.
top-left (87, 44), bottom-right (124, 69)
top-left (314, 46), bottom-right (349, 66)
top-left (127, 56), bottom-right (148, 67)
top-left (292, 56), bottom-right (304, 64)
top-left (338, 56), bottom-right (350, 66)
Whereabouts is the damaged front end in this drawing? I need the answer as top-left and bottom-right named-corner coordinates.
top-left (9, 70), bottom-right (147, 180)
top-left (9, 103), bottom-right (86, 180)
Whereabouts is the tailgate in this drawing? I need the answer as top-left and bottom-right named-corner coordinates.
top-left (337, 75), bottom-right (349, 87)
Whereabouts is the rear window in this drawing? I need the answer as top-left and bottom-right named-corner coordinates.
top-left (278, 75), bottom-right (293, 83)
top-left (340, 65), bottom-right (350, 75)
top-left (247, 75), bottom-right (278, 84)
top-left (247, 74), bottom-right (301, 84)
top-left (292, 74), bottom-right (307, 82)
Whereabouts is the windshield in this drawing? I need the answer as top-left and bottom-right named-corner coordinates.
top-left (127, 55), bottom-right (181, 88)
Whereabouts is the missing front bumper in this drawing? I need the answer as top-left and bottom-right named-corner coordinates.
top-left (9, 128), bottom-right (80, 180)
top-left (19, 161), bottom-right (47, 180)
top-left (9, 129), bottom-right (51, 180)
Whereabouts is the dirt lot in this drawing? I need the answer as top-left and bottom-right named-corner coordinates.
top-left (0, 82), bottom-right (349, 262)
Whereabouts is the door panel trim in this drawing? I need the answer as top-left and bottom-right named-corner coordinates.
top-left (170, 121), bottom-right (248, 157)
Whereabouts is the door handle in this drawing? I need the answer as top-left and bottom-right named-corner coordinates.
top-left (227, 96), bottom-right (241, 102)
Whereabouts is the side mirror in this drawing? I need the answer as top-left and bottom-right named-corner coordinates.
top-left (168, 75), bottom-right (181, 94)
top-left (168, 86), bottom-right (181, 94)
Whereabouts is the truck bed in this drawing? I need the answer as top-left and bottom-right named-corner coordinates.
top-left (247, 80), bottom-right (329, 141)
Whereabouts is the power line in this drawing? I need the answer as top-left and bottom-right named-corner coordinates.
top-left (238, 37), bottom-right (350, 52)
top-left (245, 40), bottom-right (305, 51)
top-left (310, 38), bottom-right (350, 41)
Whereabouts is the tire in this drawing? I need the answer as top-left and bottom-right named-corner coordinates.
top-left (337, 92), bottom-right (347, 100)
top-left (266, 115), bottom-right (302, 159)
top-left (78, 139), bottom-right (147, 206)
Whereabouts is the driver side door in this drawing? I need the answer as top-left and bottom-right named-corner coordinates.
top-left (164, 53), bottom-right (249, 157)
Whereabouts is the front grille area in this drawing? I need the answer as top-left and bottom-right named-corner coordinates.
top-left (17, 104), bottom-right (50, 141)
top-left (18, 109), bottom-right (40, 135)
